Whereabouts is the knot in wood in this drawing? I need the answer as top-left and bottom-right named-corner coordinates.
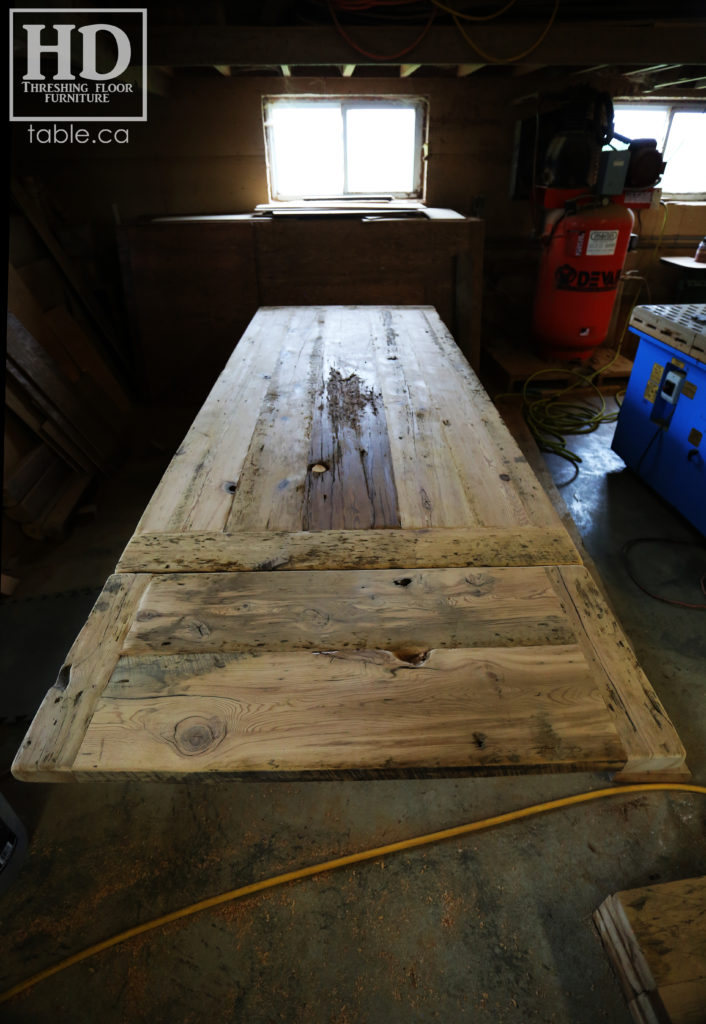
top-left (174, 715), bottom-right (224, 757)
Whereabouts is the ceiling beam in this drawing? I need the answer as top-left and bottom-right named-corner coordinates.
top-left (513, 64), bottom-right (546, 77)
top-left (623, 63), bottom-right (683, 77)
top-left (649, 73), bottom-right (706, 90)
top-left (147, 23), bottom-right (706, 67)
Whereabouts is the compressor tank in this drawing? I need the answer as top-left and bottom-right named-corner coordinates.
top-left (532, 201), bottom-right (634, 361)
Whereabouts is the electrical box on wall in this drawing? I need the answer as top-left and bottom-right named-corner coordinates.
top-left (612, 304), bottom-right (706, 535)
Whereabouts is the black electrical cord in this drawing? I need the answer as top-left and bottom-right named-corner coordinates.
top-left (636, 424), bottom-right (664, 474)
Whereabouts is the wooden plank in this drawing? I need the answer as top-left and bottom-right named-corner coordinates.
top-left (6, 359), bottom-right (104, 473)
top-left (5, 455), bottom-right (69, 528)
top-left (121, 565), bottom-right (578, 656)
top-left (1, 573), bottom-right (19, 597)
top-left (224, 307), bottom-right (325, 532)
top-left (595, 878), bottom-right (706, 1024)
top-left (26, 470), bottom-right (92, 541)
top-left (7, 313), bottom-right (117, 468)
top-left (3, 443), bottom-right (54, 507)
top-left (12, 574), bottom-right (150, 782)
top-left (72, 644), bottom-right (625, 779)
top-left (299, 308), bottom-right (399, 531)
top-left (485, 338), bottom-right (634, 394)
top-left (11, 178), bottom-right (126, 368)
top-left (550, 565), bottom-right (687, 777)
top-left (43, 306), bottom-right (131, 414)
top-left (5, 380), bottom-right (93, 474)
top-left (118, 526), bottom-right (579, 574)
top-left (137, 307), bottom-right (509, 536)
top-left (134, 306), bottom-right (283, 534)
top-left (370, 307), bottom-right (559, 529)
top-left (499, 398), bottom-right (689, 780)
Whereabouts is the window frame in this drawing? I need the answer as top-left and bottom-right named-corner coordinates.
top-left (262, 94), bottom-right (429, 203)
top-left (613, 99), bottom-right (706, 200)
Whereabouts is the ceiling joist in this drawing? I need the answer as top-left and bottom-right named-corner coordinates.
top-left (147, 23), bottom-right (706, 68)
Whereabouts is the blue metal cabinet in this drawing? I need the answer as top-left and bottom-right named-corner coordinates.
top-left (612, 321), bottom-right (706, 535)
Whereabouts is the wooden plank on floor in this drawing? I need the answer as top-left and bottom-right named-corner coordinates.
top-left (595, 877), bottom-right (706, 1024)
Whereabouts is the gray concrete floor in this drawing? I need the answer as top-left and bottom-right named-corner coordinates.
top-left (0, 410), bottom-right (704, 1024)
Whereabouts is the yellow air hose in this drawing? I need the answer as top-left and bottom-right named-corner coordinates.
top-left (1, 782), bottom-right (704, 1005)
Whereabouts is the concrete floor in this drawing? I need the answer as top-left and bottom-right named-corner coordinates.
top-left (1, 409), bottom-right (704, 1024)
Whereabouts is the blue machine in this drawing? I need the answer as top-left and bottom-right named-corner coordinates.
top-left (612, 303), bottom-right (706, 535)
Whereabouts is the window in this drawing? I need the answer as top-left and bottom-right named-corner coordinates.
top-left (263, 96), bottom-right (427, 201)
top-left (613, 103), bottom-right (706, 197)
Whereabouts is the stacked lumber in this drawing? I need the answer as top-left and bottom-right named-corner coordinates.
top-left (483, 336), bottom-right (633, 394)
top-left (595, 877), bottom-right (706, 1024)
top-left (4, 252), bottom-right (131, 545)
top-left (13, 306), bottom-right (687, 782)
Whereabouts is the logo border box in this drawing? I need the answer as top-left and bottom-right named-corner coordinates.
top-left (9, 7), bottom-right (148, 122)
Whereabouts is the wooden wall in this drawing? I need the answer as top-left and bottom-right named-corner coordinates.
top-left (11, 75), bottom-right (524, 232)
top-left (10, 73), bottom-right (706, 368)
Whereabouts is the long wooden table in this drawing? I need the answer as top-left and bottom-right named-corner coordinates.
top-left (13, 306), bottom-right (687, 781)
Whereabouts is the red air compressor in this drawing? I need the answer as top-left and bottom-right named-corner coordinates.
top-left (532, 199), bottom-right (634, 361)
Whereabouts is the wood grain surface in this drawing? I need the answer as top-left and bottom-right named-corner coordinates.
top-left (74, 645), bottom-right (624, 778)
top-left (595, 877), bottom-right (706, 1024)
top-left (12, 306), bottom-right (688, 781)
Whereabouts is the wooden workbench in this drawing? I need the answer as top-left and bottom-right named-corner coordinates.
top-left (13, 306), bottom-right (687, 782)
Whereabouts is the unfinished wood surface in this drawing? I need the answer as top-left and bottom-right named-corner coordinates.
top-left (595, 877), bottom-right (706, 1024)
top-left (74, 645), bottom-right (623, 779)
top-left (13, 306), bottom-right (688, 782)
top-left (548, 566), bottom-right (686, 778)
top-left (133, 307), bottom-right (567, 542)
top-left (13, 574), bottom-right (149, 782)
top-left (121, 565), bottom-right (577, 656)
top-left (118, 526), bottom-right (579, 573)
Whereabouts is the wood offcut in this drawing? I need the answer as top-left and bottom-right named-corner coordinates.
top-left (595, 877), bottom-right (706, 1024)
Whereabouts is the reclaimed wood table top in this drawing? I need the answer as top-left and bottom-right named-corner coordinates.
top-left (13, 306), bottom-right (687, 781)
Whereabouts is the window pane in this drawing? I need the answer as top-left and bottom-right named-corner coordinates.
top-left (612, 106), bottom-right (670, 148)
top-left (269, 104), bottom-right (343, 198)
top-left (345, 107), bottom-right (417, 194)
top-left (662, 111), bottom-right (706, 194)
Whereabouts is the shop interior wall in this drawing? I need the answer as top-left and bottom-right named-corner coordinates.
top-left (10, 73), bottom-right (706, 374)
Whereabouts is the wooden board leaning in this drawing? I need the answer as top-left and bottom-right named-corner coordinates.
top-left (12, 306), bottom-right (687, 782)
